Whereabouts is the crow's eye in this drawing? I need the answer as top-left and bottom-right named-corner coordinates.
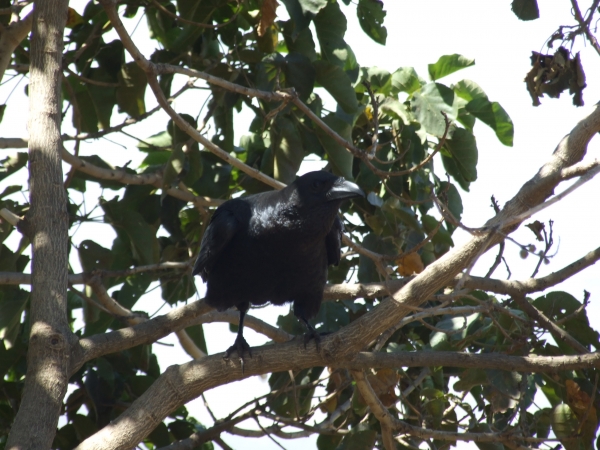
top-left (312, 181), bottom-right (323, 190)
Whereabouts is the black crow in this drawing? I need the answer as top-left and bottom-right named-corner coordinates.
top-left (192, 171), bottom-right (364, 361)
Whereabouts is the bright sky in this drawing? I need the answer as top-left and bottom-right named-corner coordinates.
top-left (1, 1), bottom-right (600, 449)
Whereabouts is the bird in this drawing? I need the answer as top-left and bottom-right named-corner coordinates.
top-left (192, 170), bottom-right (364, 362)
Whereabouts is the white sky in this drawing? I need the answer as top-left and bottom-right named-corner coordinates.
top-left (1, 1), bottom-right (600, 449)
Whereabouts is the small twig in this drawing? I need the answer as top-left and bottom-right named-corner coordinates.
top-left (531, 220), bottom-right (554, 278)
top-left (362, 80), bottom-right (380, 159)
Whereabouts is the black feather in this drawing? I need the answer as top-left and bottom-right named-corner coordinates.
top-left (193, 171), bottom-right (364, 360)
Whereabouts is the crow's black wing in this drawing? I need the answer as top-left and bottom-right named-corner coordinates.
top-left (192, 208), bottom-right (239, 280)
top-left (325, 215), bottom-right (344, 266)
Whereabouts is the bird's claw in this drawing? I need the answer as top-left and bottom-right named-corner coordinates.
top-left (224, 336), bottom-right (252, 372)
top-left (303, 330), bottom-right (326, 351)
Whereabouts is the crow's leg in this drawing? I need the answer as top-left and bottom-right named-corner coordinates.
top-left (224, 302), bottom-right (252, 368)
top-left (299, 316), bottom-right (322, 351)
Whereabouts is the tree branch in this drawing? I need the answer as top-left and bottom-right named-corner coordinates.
top-left (511, 294), bottom-right (589, 354)
top-left (70, 299), bottom-right (213, 375)
top-left (0, 10), bottom-right (32, 82)
top-left (74, 347), bottom-right (600, 449)
top-left (351, 369), bottom-right (395, 450)
top-left (6, 1), bottom-right (73, 448)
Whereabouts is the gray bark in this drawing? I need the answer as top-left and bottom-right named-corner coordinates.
top-left (6, 1), bottom-right (73, 449)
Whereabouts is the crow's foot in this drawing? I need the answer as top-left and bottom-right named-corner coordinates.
top-left (224, 336), bottom-right (252, 372)
top-left (303, 330), bottom-right (331, 351)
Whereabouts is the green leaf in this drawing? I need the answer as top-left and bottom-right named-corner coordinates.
top-left (282, 21), bottom-right (317, 61)
top-left (428, 54), bottom-right (475, 81)
top-left (317, 434), bottom-right (343, 450)
top-left (0, 287), bottom-right (28, 342)
top-left (191, 152), bottom-right (231, 198)
top-left (356, 0), bottom-right (387, 45)
top-left (78, 240), bottom-right (114, 272)
top-left (0, 342), bottom-right (25, 378)
top-left (533, 292), bottom-right (600, 349)
top-left (355, 66), bottom-right (392, 95)
top-left (72, 414), bottom-right (97, 441)
top-left (0, 104), bottom-right (7, 123)
top-left (271, 115), bottom-right (305, 184)
top-left (168, 114), bottom-right (197, 144)
top-left (284, 52), bottom-right (316, 101)
top-left (147, 422), bottom-right (171, 447)
top-left (140, 150), bottom-right (171, 168)
top-left (113, 274), bottom-right (152, 309)
top-left (314, 113), bottom-right (354, 180)
top-left (101, 199), bottom-right (160, 265)
top-left (453, 369), bottom-right (488, 392)
top-left (379, 97), bottom-right (411, 124)
top-left (314, 60), bottom-right (358, 114)
top-left (64, 76), bottom-right (100, 133)
top-left (391, 67), bottom-right (423, 94)
top-left (168, 419), bottom-right (195, 440)
top-left (280, 0), bottom-right (327, 38)
top-left (86, 68), bottom-right (117, 130)
top-left (0, 152), bottom-right (27, 182)
top-left (511, 0), bottom-right (539, 21)
top-left (411, 83), bottom-right (456, 137)
top-left (453, 79), bottom-right (488, 101)
top-left (183, 324), bottom-right (208, 355)
top-left (336, 424), bottom-right (377, 450)
top-left (314, 1), bottom-right (354, 68)
top-left (162, 145), bottom-right (185, 189)
top-left (437, 181), bottom-right (463, 229)
top-left (314, 301), bottom-right (349, 333)
top-left (466, 98), bottom-right (514, 146)
top-left (442, 128), bottom-right (478, 190)
top-left (430, 313), bottom-right (481, 350)
top-left (137, 131), bottom-right (172, 151)
top-left (486, 370), bottom-right (521, 400)
top-left (116, 62), bottom-right (147, 118)
top-left (552, 404), bottom-right (580, 449)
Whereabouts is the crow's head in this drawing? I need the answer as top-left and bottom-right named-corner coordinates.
top-left (291, 171), bottom-right (364, 208)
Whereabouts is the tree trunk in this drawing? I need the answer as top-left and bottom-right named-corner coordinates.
top-left (6, 1), bottom-right (72, 449)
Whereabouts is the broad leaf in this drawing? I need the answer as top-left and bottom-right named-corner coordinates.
top-left (466, 98), bottom-right (514, 146)
top-left (314, 60), bottom-right (359, 114)
top-left (391, 67), bottom-right (423, 94)
top-left (116, 62), bottom-right (147, 118)
top-left (428, 54), bottom-right (475, 81)
top-left (271, 115), bottom-right (305, 184)
top-left (314, 113), bottom-right (354, 180)
top-left (356, 0), bottom-right (387, 45)
top-left (511, 0), bottom-right (539, 21)
top-left (411, 83), bottom-right (456, 137)
top-left (442, 128), bottom-right (478, 190)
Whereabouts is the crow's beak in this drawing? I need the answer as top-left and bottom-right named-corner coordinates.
top-left (327, 178), bottom-right (365, 201)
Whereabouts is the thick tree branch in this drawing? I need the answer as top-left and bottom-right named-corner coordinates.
top-left (74, 347), bottom-right (600, 449)
top-left (6, 1), bottom-right (73, 448)
top-left (0, 10), bottom-right (32, 82)
top-left (87, 277), bottom-right (207, 359)
top-left (351, 370), bottom-right (395, 450)
top-left (70, 299), bottom-right (213, 375)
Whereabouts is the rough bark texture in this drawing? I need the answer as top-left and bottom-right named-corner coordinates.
top-left (5, 1), bottom-right (72, 449)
